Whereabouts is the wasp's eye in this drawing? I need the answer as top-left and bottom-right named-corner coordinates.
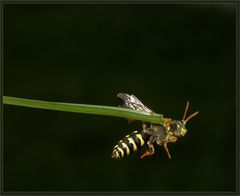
top-left (172, 123), bottom-right (179, 130)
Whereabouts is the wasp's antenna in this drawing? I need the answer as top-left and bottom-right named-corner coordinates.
top-left (182, 101), bottom-right (189, 120)
top-left (185, 111), bottom-right (199, 123)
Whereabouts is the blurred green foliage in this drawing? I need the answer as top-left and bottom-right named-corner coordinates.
top-left (3, 4), bottom-right (236, 192)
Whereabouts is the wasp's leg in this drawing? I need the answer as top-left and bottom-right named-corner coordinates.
top-left (128, 119), bottom-right (134, 124)
top-left (164, 118), bottom-right (172, 122)
top-left (140, 142), bottom-right (155, 159)
top-left (168, 135), bottom-right (177, 143)
top-left (163, 142), bottom-right (172, 159)
top-left (163, 118), bottom-right (172, 131)
top-left (142, 122), bottom-right (147, 132)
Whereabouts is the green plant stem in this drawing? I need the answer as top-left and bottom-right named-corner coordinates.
top-left (3, 96), bottom-right (163, 123)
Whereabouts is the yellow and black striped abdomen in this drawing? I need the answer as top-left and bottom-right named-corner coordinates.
top-left (111, 131), bottom-right (150, 159)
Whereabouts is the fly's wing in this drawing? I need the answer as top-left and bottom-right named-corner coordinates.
top-left (117, 93), bottom-right (153, 114)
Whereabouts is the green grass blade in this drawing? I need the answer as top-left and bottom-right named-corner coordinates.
top-left (3, 96), bottom-right (163, 123)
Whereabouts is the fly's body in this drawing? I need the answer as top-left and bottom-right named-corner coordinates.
top-left (111, 93), bottom-right (199, 160)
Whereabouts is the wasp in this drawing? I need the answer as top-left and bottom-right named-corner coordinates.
top-left (111, 93), bottom-right (199, 159)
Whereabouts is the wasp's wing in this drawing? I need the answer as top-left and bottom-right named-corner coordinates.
top-left (117, 93), bottom-right (153, 113)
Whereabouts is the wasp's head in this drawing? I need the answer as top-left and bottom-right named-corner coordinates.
top-left (172, 101), bottom-right (199, 137)
top-left (171, 120), bottom-right (187, 137)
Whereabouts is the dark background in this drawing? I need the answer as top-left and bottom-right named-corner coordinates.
top-left (3, 4), bottom-right (236, 192)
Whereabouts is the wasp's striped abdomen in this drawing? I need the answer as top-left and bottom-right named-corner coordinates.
top-left (111, 131), bottom-right (150, 159)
